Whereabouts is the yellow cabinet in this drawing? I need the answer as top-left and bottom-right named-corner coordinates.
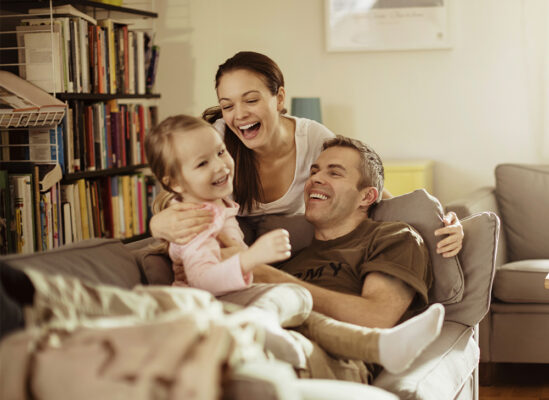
top-left (383, 160), bottom-right (434, 197)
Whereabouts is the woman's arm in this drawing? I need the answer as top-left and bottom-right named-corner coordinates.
top-left (381, 190), bottom-right (464, 257)
top-left (150, 202), bottom-right (214, 244)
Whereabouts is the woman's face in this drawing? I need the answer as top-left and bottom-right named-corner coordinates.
top-left (217, 69), bottom-right (285, 151)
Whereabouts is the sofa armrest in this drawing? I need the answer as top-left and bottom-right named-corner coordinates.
top-left (374, 322), bottom-right (478, 400)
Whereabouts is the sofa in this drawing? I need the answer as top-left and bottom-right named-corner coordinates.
top-left (0, 189), bottom-right (499, 400)
top-left (446, 164), bottom-right (549, 378)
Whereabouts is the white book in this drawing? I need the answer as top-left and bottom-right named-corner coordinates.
top-left (59, 18), bottom-right (73, 92)
top-left (44, 190), bottom-right (53, 249)
top-left (128, 31), bottom-right (135, 94)
top-left (62, 202), bottom-right (73, 245)
top-left (70, 19), bottom-right (82, 93)
top-left (16, 24), bottom-right (64, 93)
top-left (78, 19), bottom-right (90, 93)
top-left (85, 180), bottom-right (94, 238)
top-left (135, 31), bottom-right (146, 95)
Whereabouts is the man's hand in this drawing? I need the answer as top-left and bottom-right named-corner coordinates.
top-left (240, 229), bottom-right (292, 274)
top-left (435, 211), bottom-right (464, 258)
top-left (150, 202), bottom-right (213, 244)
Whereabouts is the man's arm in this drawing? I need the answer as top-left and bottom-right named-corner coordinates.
top-left (253, 265), bottom-right (415, 328)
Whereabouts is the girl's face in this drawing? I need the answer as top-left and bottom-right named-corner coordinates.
top-left (170, 126), bottom-right (235, 203)
top-left (217, 69), bottom-right (285, 151)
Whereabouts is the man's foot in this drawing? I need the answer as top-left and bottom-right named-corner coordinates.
top-left (378, 303), bottom-right (444, 374)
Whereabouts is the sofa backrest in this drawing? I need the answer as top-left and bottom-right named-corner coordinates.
top-left (495, 164), bottom-right (549, 262)
top-left (2, 239), bottom-right (145, 289)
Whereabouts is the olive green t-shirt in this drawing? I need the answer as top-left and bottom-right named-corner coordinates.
top-left (279, 219), bottom-right (432, 317)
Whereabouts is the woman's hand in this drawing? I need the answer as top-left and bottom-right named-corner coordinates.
top-left (434, 211), bottom-right (464, 258)
top-left (149, 202), bottom-right (213, 244)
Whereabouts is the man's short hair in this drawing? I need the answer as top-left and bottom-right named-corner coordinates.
top-left (322, 135), bottom-right (384, 203)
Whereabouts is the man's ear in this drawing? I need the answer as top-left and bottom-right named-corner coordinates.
top-left (359, 187), bottom-right (379, 209)
top-left (276, 86), bottom-right (286, 112)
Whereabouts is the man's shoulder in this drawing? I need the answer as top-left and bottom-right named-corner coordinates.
top-left (360, 219), bottom-right (426, 246)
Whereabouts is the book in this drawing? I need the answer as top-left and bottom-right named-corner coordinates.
top-left (9, 174), bottom-right (34, 254)
top-left (135, 31), bottom-right (145, 95)
top-left (77, 179), bottom-right (89, 240)
top-left (62, 202), bottom-right (73, 245)
top-left (15, 23), bottom-right (64, 94)
top-left (145, 45), bottom-right (159, 94)
top-left (27, 5), bottom-right (98, 26)
top-left (0, 70), bottom-right (66, 115)
top-left (0, 170), bottom-right (12, 254)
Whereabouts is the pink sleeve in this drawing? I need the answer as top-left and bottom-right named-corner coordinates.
top-left (170, 236), bottom-right (252, 296)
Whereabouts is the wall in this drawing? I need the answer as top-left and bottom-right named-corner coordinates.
top-left (155, 0), bottom-right (548, 205)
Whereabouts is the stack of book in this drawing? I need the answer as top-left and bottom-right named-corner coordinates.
top-left (16, 5), bottom-right (160, 94)
top-left (0, 167), bottom-right (157, 254)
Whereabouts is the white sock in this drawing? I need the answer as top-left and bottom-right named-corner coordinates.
top-left (378, 303), bottom-right (444, 374)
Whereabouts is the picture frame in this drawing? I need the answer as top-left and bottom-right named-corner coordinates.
top-left (325, 0), bottom-right (451, 52)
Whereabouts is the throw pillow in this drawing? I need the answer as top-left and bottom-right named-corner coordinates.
top-left (370, 189), bottom-right (464, 305)
top-left (495, 164), bottom-right (549, 261)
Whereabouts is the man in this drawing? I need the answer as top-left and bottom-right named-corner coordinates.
top-left (253, 136), bottom-right (432, 329)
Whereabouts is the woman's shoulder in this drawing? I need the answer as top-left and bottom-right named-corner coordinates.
top-left (288, 115), bottom-right (335, 148)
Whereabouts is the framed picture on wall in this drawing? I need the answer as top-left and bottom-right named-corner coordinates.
top-left (325, 0), bottom-right (451, 52)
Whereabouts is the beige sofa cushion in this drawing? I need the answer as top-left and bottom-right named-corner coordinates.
top-left (371, 190), bottom-right (464, 305)
top-left (495, 164), bottom-right (549, 261)
top-left (493, 260), bottom-right (549, 303)
top-left (445, 212), bottom-right (499, 326)
top-left (374, 322), bottom-right (478, 400)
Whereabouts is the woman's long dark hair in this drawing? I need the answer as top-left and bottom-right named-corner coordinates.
top-left (203, 51), bottom-right (286, 213)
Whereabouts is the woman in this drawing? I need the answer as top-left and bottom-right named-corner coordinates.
top-left (150, 51), bottom-right (463, 257)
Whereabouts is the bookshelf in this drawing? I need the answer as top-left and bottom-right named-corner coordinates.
top-left (0, 0), bottom-right (160, 254)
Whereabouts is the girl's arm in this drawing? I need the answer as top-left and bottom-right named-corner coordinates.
top-left (150, 202), bottom-right (214, 244)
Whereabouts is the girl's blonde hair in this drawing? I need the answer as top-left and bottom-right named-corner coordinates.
top-left (145, 114), bottom-right (213, 253)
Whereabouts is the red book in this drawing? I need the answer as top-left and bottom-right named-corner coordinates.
top-left (96, 26), bottom-right (105, 94)
top-left (104, 103), bottom-right (112, 168)
top-left (120, 104), bottom-right (127, 167)
top-left (85, 106), bottom-right (95, 171)
top-left (122, 26), bottom-right (129, 93)
top-left (138, 104), bottom-right (145, 164)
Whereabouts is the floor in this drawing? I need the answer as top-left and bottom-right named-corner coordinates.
top-left (479, 363), bottom-right (549, 400)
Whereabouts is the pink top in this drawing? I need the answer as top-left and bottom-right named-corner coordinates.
top-left (168, 199), bottom-right (252, 296)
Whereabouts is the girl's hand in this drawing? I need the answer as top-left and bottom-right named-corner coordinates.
top-left (434, 211), bottom-right (464, 258)
top-left (240, 229), bottom-right (292, 273)
top-left (150, 202), bottom-right (213, 244)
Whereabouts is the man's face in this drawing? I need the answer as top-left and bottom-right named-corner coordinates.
top-left (304, 146), bottom-right (366, 228)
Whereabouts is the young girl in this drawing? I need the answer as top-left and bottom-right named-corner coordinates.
top-left (143, 113), bottom-right (446, 374)
top-left (145, 114), bottom-right (293, 294)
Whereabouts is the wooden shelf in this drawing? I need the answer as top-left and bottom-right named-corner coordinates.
top-left (63, 164), bottom-right (148, 181)
top-left (0, 0), bottom-right (158, 18)
top-left (57, 93), bottom-right (161, 101)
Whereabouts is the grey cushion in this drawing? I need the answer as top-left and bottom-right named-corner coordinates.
top-left (493, 260), bottom-right (549, 303)
top-left (495, 164), bottom-right (549, 261)
top-left (2, 239), bottom-right (143, 289)
top-left (374, 322), bottom-right (478, 400)
top-left (371, 189), bottom-right (464, 305)
top-left (445, 212), bottom-right (499, 326)
top-left (251, 189), bottom-right (465, 305)
top-left (128, 237), bottom-right (173, 285)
